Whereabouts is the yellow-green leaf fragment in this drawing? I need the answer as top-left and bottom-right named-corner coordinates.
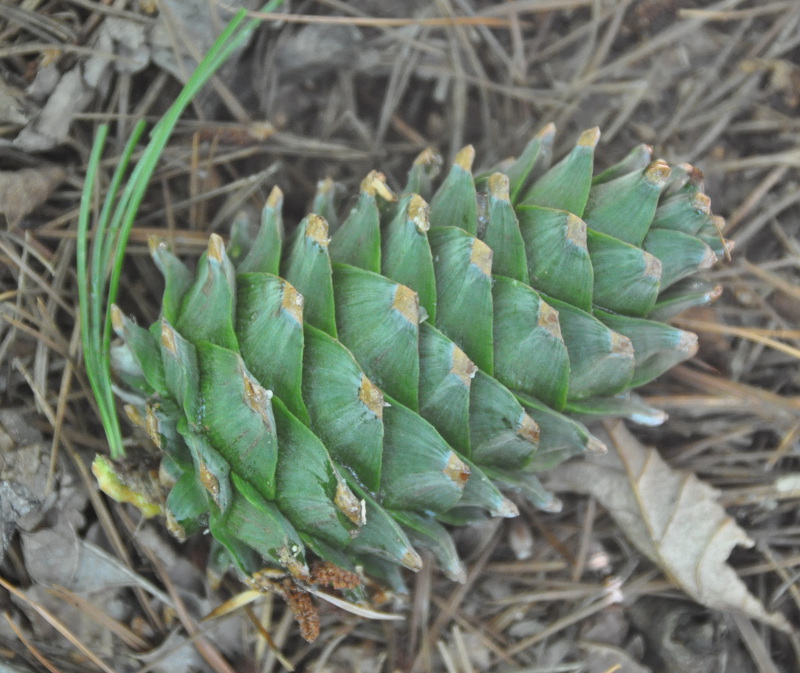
top-left (92, 455), bottom-right (164, 519)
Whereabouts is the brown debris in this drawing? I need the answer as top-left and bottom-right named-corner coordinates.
top-left (0, 165), bottom-right (65, 228)
top-left (281, 579), bottom-right (320, 643)
top-left (310, 561), bottom-right (363, 590)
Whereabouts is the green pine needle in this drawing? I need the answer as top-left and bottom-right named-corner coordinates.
top-left (77, 3), bottom-right (284, 459)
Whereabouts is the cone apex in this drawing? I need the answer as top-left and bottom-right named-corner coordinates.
top-left (643, 251), bottom-right (663, 279)
top-left (454, 145), bottom-right (475, 171)
top-left (148, 234), bottom-right (164, 256)
top-left (450, 346), bottom-right (477, 388)
top-left (306, 214), bottom-right (330, 247)
top-left (392, 284), bottom-right (419, 325)
top-left (538, 122), bottom-right (556, 139)
top-left (492, 497), bottom-right (520, 518)
top-left (208, 233), bottom-right (226, 262)
top-left (110, 304), bottom-right (124, 334)
top-left (361, 170), bottom-right (396, 202)
top-left (610, 331), bottom-right (634, 356)
top-left (408, 194), bottom-right (430, 233)
top-left (578, 127), bottom-right (601, 147)
top-left (679, 330), bottom-right (699, 358)
top-left (124, 403), bottom-right (144, 427)
top-left (267, 185), bottom-right (283, 208)
top-left (402, 547), bottom-right (424, 572)
top-left (645, 159), bottom-right (671, 186)
top-left (565, 213), bottom-right (587, 247)
top-left (469, 238), bottom-right (493, 277)
top-left (444, 452), bottom-right (471, 487)
top-left (693, 192), bottom-right (711, 215)
top-left (488, 172), bottom-right (510, 201)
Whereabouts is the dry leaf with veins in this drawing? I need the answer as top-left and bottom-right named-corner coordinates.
top-left (547, 421), bottom-right (790, 632)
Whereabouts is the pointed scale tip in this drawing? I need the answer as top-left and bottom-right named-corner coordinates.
top-left (281, 281), bottom-right (304, 325)
top-left (644, 159), bottom-right (671, 187)
top-left (469, 238), bottom-right (493, 277)
top-left (679, 330), bottom-right (699, 358)
top-left (359, 374), bottom-right (385, 419)
top-left (578, 127), bottom-right (601, 148)
top-left (444, 452), bottom-right (471, 488)
top-left (518, 412), bottom-right (541, 446)
top-left (267, 185), bottom-right (283, 209)
top-left (610, 332), bottom-right (634, 357)
top-left (208, 233), bottom-right (226, 262)
top-left (538, 122), bottom-right (556, 139)
top-left (454, 145), bottom-right (475, 171)
top-left (145, 404), bottom-right (162, 448)
top-left (687, 164), bottom-right (705, 185)
top-left (414, 146), bottom-right (440, 167)
top-left (306, 214), bottom-right (330, 247)
top-left (541, 494), bottom-right (563, 514)
top-left (692, 192), bottom-right (711, 216)
top-left (644, 252), bottom-right (663, 280)
top-left (160, 318), bottom-right (177, 355)
top-left (316, 176), bottom-right (335, 195)
top-left (450, 345), bottom-right (477, 388)
top-left (110, 304), bottom-right (125, 335)
top-left (392, 284), bottom-right (419, 326)
top-left (408, 194), bottom-right (430, 233)
top-left (538, 301), bottom-right (563, 341)
top-left (445, 563), bottom-right (467, 584)
top-left (148, 234), bottom-right (164, 256)
top-left (334, 480), bottom-right (365, 527)
top-left (565, 213), bottom-right (588, 248)
top-left (124, 404), bottom-right (145, 428)
top-left (699, 243), bottom-right (719, 270)
top-left (587, 436), bottom-right (608, 454)
top-left (488, 172), bottom-right (510, 201)
top-left (493, 497), bottom-right (520, 518)
top-left (361, 170), bottom-right (396, 202)
top-left (402, 547), bottom-right (424, 572)
top-left (241, 366), bottom-right (273, 429)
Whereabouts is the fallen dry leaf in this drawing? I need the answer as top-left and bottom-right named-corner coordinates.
top-left (0, 165), bottom-right (66, 227)
top-left (546, 421), bottom-right (790, 632)
top-left (0, 77), bottom-right (30, 125)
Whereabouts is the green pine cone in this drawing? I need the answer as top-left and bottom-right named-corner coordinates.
top-left (95, 124), bottom-right (729, 633)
